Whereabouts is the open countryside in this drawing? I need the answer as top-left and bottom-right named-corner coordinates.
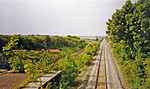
top-left (0, 0), bottom-right (150, 89)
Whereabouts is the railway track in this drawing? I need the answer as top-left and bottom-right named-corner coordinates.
top-left (72, 48), bottom-right (84, 59)
top-left (86, 40), bottom-right (130, 89)
top-left (86, 41), bottom-right (106, 89)
top-left (96, 42), bottom-right (106, 89)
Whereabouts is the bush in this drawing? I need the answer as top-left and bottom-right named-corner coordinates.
top-left (8, 56), bottom-right (25, 72)
top-left (59, 54), bottom-right (79, 89)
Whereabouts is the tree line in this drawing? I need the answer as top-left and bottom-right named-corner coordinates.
top-left (0, 34), bottom-right (86, 51)
top-left (106, 0), bottom-right (150, 88)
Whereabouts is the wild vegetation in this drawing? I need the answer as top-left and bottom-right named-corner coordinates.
top-left (0, 34), bottom-right (86, 68)
top-left (56, 41), bottom-right (101, 88)
top-left (0, 34), bottom-right (100, 88)
top-left (0, 34), bottom-right (85, 51)
top-left (106, 0), bottom-right (150, 88)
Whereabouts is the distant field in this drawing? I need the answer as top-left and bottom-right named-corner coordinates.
top-left (79, 36), bottom-right (106, 40)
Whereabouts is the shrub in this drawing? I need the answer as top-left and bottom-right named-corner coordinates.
top-left (59, 54), bottom-right (79, 89)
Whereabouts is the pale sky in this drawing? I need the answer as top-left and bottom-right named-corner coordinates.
top-left (0, 0), bottom-right (135, 36)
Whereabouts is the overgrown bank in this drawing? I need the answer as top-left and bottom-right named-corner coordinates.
top-left (0, 35), bottom-right (86, 69)
top-left (106, 0), bottom-right (150, 88)
top-left (0, 34), bottom-right (101, 88)
top-left (56, 40), bottom-right (101, 89)
top-left (0, 34), bottom-right (86, 51)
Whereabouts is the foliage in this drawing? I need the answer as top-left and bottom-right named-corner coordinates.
top-left (2, 34), bottom-right (20, 51)
top-left (106, 0), bottom-right (150, 88)
top-left (57, 41), bottom-right (101, 89)
top-left (0, 35), bottom-right (11, 51)
top-left (0, 35), bottom-right (86, 51)
top-left (95, 37), bottom-right (99, 41)
top-left (76, 42), bottom-right (100, 69)
top-left (0, 34), bottom-right (86, 71)
top-left (1, 34), bottom-right (101, 89)
top-left (59, 54), bottom-right (79, 89)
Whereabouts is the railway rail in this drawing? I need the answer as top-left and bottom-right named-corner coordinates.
top-left (86, 40), bottom-right (130, 89)
top-left (96, 42), bottom-right (106, 89)
top-left (72, 48), bottom-right (84, 59)
top-left (86, 41), bottom-right (106, 89)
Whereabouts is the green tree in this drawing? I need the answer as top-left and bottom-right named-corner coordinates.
top-left (106, 0), bottom-right (150, 88)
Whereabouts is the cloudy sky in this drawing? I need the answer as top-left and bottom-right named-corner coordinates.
top-left (0, 0), bottom-right (135, 36)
